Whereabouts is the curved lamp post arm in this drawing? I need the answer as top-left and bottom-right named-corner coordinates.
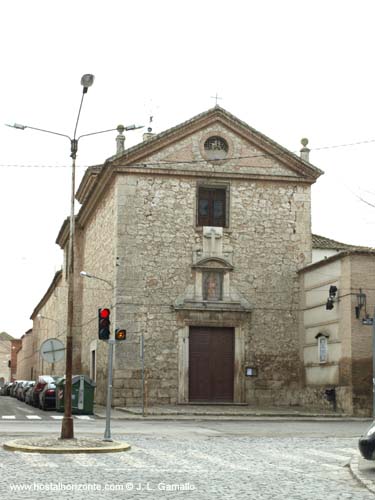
top-left (80, 271), bottom-right (113, 289)
top-left (6, 123), bottom-right (71, 141)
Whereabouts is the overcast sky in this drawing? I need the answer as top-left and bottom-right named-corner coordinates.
top-left (1, 0), bottom-right (375, 337)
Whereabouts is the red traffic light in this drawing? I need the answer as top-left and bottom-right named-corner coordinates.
top-left (100, 308), bottom-right (110, 319)
top-left (98, 308), bottom-right (111, 340)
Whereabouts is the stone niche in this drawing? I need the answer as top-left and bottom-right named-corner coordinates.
top-left (174, 226), bottom-right (251, 312)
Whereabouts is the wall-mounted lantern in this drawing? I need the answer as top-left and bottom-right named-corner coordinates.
top-left (355, 289), bottom-right (367, 319)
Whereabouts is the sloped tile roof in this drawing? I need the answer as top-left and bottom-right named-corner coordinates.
top-left (312, 234), bottom-right (373, 251)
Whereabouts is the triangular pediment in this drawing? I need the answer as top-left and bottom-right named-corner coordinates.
top-left (108, 106), bottom-right (323, 182)
top-left (75, 106), bottom-right (323, 227)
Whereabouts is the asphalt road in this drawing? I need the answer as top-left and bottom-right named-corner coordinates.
top-left (0, 395), bottom-right (374, 499)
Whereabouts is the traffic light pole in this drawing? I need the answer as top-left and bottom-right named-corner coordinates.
top-left (373, 307), bottom-right (375, 418)
top-left (103, 339), bottom-right (116, 441)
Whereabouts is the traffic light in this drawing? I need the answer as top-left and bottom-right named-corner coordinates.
top-left (98, 308), bottom-right (111, 340)
top-left (326, 285), bottom-right (338, 310)
top-left (326, 298), bottom-right (334, 310)
top-left (115, 328), bottom-right (127, 341)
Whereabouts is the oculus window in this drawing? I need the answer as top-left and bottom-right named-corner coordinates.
top-left (203, 136), bottom-right (229, 161)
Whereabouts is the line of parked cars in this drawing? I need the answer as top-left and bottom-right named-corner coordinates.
top-left (0, 375), bottom-right (59, 410)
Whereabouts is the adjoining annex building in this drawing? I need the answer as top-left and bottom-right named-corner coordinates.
top-left (19, 106), bottom-right (374, 415)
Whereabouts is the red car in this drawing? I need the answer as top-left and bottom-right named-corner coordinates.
top-left (31, 376), bottom-right (55, 407)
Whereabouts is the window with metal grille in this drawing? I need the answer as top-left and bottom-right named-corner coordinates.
top-left (204, 136), bottom-right (228, 152)
top-left (197, 187), bottom-right (227, 227)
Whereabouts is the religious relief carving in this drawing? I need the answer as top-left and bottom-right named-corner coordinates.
top-left (203, 226), bottom-right (223, 257)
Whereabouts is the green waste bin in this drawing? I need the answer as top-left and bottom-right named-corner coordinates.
top-left (55, 375), bottom-right (96, 415)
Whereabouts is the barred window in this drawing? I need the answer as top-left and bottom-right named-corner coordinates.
top-left (204, 136), bottom-right (228, 153)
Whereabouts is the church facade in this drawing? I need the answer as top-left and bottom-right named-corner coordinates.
top-left (52, 106), bottom-right (322, 407)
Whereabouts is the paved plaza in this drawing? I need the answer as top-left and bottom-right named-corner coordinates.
top-left (0, 431), bottom-right (373, 499)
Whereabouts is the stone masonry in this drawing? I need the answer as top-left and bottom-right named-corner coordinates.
top-left (26, 107), bottom-right (323, 409)
top-left (72, 107), bottom-right (322, 407)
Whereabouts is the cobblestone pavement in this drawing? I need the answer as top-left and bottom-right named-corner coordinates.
top-left (0, 433), bottom-right (373, 500)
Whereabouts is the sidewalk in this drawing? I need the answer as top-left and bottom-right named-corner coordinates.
top-left (94, 403), bottom-right (372, 421)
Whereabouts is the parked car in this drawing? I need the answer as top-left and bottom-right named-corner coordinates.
top-left (25, 383), bottom-right (36, 405)
top-left (19, 381), bottom-right (34, 401)
top-left (9, 381), bottom-right (17, 397)
top-left (16, 381), bottom-right (32, 400)
top-left (39, 382), bottom-right (57, 410)
top-left (31, 376), bottom-right (55, 407)
top-left (359, 422), bottom-right (375, 460)
top-left (5, 382), bottom-right (15, 396)
top-left (11, 381), bottom-right (26, 398)
top-left (0, 382), bottom-right (10, 395)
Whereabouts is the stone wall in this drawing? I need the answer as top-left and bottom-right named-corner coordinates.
top-left (65, 115), bottom-right (317, 407)
top-left (79, 180), bottom-right (116, 403)
top-left (108, 143), bottom-right (312, 407)
top-left (16, 330), bottom-right (36, 380)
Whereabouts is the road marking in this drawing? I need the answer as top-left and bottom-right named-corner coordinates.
top-left (26, 415), bottom-right (42, 420)
top-left (16, 406), bottom-right (34, 414)
top-left (2, 416), bottom-right (16, 419)
top-left (75, 415), bottom-right (93, 420)
top-left (50, 415), bottom-right (64, 420)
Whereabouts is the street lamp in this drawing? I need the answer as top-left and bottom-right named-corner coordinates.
top-left (80, 271), bottom-right (113, 289)
top-left (7, 75), bottom-right (142, 439)
top-left (37, 313), bottom-right (58, 324)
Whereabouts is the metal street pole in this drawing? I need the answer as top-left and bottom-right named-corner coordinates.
top-left (62, 74), bottom-right (95, 440)
top-left (141, 333), bottom-right (145, 417)
top-left (104, 339), bottom-right (115, 441)
top-left (7, 90), bottom-right (143, 439)
top-left (372, 306), bottom-right (375, 418)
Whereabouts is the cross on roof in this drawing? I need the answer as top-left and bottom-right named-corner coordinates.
top-left (211, 93), bottom-right (223, 106)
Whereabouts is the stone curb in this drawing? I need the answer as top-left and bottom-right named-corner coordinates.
top-left (94, 412), bottom-right (372, 422)
top-left (349, 455), bottom-right (375, 494)
top-left (3, 439), bottom-right (131, 454)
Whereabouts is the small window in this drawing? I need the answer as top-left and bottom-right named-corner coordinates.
top-left (203, 271), bottom-right (223, 301)
top-left (318, 336), bottom-right (328, 364)
top-left (203, 136), bottom-right (229, 161)
top-left (198, 187), bottom-right (227, 227)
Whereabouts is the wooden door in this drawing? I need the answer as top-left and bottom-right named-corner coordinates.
top-left (189, 327), bottom-right (234, 402)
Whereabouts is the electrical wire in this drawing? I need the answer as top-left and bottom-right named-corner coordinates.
top-left (1, 135), bottom-right (375, 168)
